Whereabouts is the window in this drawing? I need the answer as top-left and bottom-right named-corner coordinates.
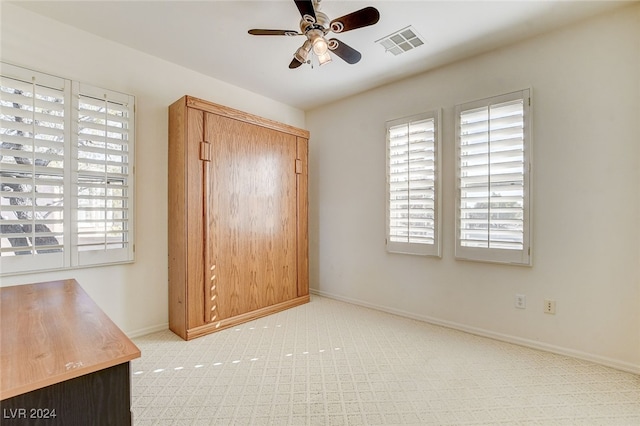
top-left (0, 63), bottom-right (135, 275)
top-left (386, 110), bottom-right (441, 256)
top-left (455, 89), bottom-right (532, 265)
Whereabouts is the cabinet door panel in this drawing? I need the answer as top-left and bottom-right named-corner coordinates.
top-left (186, 108), bottom-right (205, 328)
top-left (296, 137), bottom-right (309, 297)
top-left (204, 113), bottom-right (298, 322)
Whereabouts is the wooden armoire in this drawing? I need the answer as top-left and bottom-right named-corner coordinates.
top-left (168, 96), bottom-right (309, 340)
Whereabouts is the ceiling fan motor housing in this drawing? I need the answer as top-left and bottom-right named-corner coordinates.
top-left (299, 11), bottom-right (329, 34)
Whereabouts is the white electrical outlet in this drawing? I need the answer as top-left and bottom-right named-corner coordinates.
top-left (515, 294), bottom-right (526, 309)
top-left (544, 299), bottom-right (556, 314)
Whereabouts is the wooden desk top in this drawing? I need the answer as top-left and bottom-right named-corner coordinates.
top-left (0, 279), bottom-right (141, 400)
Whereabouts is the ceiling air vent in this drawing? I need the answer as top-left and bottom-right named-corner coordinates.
top-left (375, 26), bottom-right (424, 56)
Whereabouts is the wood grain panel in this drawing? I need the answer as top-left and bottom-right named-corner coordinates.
top-left (168, 95), bottom-right (309, 340)
top-left (186, 108), bottom-right (205, 329)
top-left (0, 280), bottom-right (140, 400)
top-left (186, 295), bottom-right (309, 340)
top-left (186, 96), bottom-right (309, 139)
top-left (296, 137), bottom-right (310, 297)
top-left (168, 98), bottom-right (187, 338)
top-left (205, 113), bottom-right (298, 321)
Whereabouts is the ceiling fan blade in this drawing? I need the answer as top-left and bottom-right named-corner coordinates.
top-left (330, 6), bottom-right (380, 33)
top-left (289, 58), bottom-right (304, 69)
top-left (328, 38), bottom-right (362, 64)
top-left (248, 29), bottom-right (301, 36)
top-left (294, 0), bottom-right (317, 23)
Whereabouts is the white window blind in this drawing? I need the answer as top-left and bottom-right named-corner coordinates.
top-left (74, 84), bottom-right (134, 266)
top-left (386, 111), bottom-right (441, 257)
top-left (455, 89), bottom-right (532, 265)
top-left (0, 69), bottom-right (69, 272)
top-left (0, 63), bottom-right (134, 275)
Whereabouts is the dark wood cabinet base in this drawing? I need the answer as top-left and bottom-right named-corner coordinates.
top-left (1, 363), bottom-right (132, 426)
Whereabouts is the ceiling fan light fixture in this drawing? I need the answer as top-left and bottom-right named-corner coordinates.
top-left (313, 37), bottom-right (329, 56)
top-left (294, 39), bottom-right (312, 63)
top-left (317, 51), bottom-right (332, 66)
top-left (308, 29), bottom-right (329, 56)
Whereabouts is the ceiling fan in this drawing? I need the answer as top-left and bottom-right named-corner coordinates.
top-left (248, 0), bottom-right (380, 69)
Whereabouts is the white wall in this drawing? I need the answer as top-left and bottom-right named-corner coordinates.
top-left (307, 4), bottom-right (640, 373)
top-left (0, 3), bottom-right (306, 336)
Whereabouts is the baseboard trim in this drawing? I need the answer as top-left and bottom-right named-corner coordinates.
top-left (310, 288), bottom-right (640, 375)
top-left (126, 323), bottom-right (168, 339)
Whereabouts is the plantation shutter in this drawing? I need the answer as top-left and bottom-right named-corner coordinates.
top-left (0, 66), bottom-right (69, 273)
top-left (1, 63), bottom-right (135, 275)
top-left (456, 89), bottom-right (531, 265)
top-left (74, 83), bottom-right (134, 265)
top-left (386, 111), bottom-right (440, 256)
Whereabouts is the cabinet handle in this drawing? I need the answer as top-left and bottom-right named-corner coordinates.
top-left (200, 141), bottom-right (212, 162)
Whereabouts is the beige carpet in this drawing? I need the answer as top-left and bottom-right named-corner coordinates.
top-left (131, 295), bottom-right (640, 425)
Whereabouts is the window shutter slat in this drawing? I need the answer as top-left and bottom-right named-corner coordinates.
top-left (459, 97), bottom-right (525, 250)
top-left (75, 90), bottom-right (133, 259)
top-left (386, 111), bottom-right (441, 256)
top-left (0, 70), bottom-right (66, 261)
top-left (456, 89), bottom-right (531, 265)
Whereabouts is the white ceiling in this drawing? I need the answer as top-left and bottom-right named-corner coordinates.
top-left (13, 0), bottom-right (630, 110)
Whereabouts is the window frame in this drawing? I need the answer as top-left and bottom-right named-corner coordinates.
top-left (0, 63), bottom-right (135, 275)
top-left (454, 89), bottom-right (532, 266)
top-left (385, 110), bottom-right (442, 257)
